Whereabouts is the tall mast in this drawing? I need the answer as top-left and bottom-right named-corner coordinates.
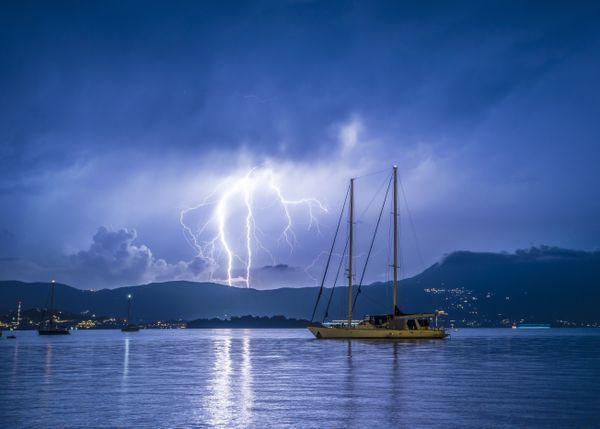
top-left (348, 178), bottom-right (354, 326)
top-left (50, 279), bottom-right (56, 326)
top-left (127, 294), bottom-right (132, 323)
top-left (393, 165), bottom-right (398, 316)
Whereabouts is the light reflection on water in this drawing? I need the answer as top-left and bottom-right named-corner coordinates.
top-left (240, 334), bottom-right (254, 427)
top-left (44, 342), bottom-right (53, 382)
top-left (121, 337), bottom-right (130, 393)
top-left (10, 338), bottom-right (19, 382)
top-left (1, 329), bottom-right (600, 428)
top-left (208, 335), bottom-right (232, 427)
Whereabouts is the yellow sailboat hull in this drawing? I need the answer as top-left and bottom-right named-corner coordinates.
top-left (307, 325), bottom-right (448, 339)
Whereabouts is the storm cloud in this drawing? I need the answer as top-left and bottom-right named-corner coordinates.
top-left (1, 1), bottom-right (600, 288)
top-left (0, 227), bottom-right (209, 288)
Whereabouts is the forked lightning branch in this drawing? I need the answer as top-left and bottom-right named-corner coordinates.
top-left (180, 167), bottom-right (327, 288)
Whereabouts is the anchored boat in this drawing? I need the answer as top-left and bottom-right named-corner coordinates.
top-left (38, 280), bottom-right (70, 335)
top-left (121, 293), bottom-right (140, 332)
top-left (308, 166), bottom-right (447, 339)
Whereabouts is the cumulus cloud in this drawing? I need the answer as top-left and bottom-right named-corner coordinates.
top-left (70, 227), bottom-right (153, 285)
top-left (66, 227), bottom-right (210, 288)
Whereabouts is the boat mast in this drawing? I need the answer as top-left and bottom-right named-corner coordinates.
top-left (50, 279), bottom-right (56, 327)
top-left (348, 178), bottom-right (354, 327)
top-left (127, 294), bottom-right (132, 323)
top-left (393, 165), bottom-right (398, 316)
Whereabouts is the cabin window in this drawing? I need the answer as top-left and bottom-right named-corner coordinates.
top-left (368, 315), bottom-right (388, 326)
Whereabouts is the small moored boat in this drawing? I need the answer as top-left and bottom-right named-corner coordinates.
top-left (38, 280), bottom-right (70, 335)
top-left (121, 294), bottom-right (140, 332)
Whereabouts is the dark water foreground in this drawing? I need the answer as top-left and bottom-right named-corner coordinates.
top-left (1, 329), bottom-right (599, 428)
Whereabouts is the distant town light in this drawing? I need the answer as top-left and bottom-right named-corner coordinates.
top-left (127, 294), bottom-right (132, 299)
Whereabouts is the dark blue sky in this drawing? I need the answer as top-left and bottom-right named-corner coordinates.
top-left (1, 1), bottom-right (599, 288)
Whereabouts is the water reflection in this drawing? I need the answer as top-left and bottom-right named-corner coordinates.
top-left (4, 329), bottom-right (598, 428)
top-left (207, 333), bottom-right (232, 427)
top-left (10, 340), bottom-right (19, 383)
top-left (341, 340), bottom-right (356, 427)
top-left (44, 342), bottom-right (53, 383)
top-left (39, 341), bottom-right (55, 411)
top-left (387, 341), bottom-right (402, 424)
top-left (239, 333), bottom-right (254, 427)
top-left (122, 337), bottom-right (130, 385)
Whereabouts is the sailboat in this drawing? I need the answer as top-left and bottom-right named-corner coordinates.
top-left (308, 166), bottom-right (447, 339)
top-left (121, 294), bottom-right (140, 332)
top-left (38, 280), bottom-right (70, 335)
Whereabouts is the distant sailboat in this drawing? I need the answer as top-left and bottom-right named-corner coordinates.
top-left (121, 294), bottom-right (140, 332)
top-left (308, 166), bottom-right (448, 339)
top-left (38, 280), bottom-right (70, 335)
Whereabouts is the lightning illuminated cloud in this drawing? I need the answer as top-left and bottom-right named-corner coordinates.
top-left (180, 167), bottom-right (327, 287)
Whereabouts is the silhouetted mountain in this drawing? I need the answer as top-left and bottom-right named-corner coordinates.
top-left (1, 247), bottom-right (599, 327)
top-left (394, 247), bottom-right (600, 326)
top-left (0, 280), bottom-right (322, 321)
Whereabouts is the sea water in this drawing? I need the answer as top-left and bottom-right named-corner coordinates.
top-left (1, 329), bottom-right (599, 428)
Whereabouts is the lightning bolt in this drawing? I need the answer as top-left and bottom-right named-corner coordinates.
top-left (180, 167), bottom-right (327, 288)
top-left (268, 174), bottom-right (327, 250)
top-left (243, 170), bottom-right (254, 289)
top-left (179, 188), bottom-right (220, 280)
top-left (215, 177), bottom-right (237, 286)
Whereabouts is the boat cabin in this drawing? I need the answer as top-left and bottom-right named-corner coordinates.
top-left (363, 313), bottom-right (438, 330)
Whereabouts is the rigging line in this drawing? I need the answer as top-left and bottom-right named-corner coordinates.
top-left (352, 173), bottom-right (393, 312)
top-left (386, 195), bottom-right (393, 300)
top-left (351, 171), bottom-right (391, 268)
top-left (357, 171), bottom-right (392, 222)
top-left (323, 235), bottom-right (349, 322)
top-left (310, 184), bottom-right (350, 322)
top-left (398, 174), bottom-right (426, 271)
top-left (353, 167), bottom-right (390, 181)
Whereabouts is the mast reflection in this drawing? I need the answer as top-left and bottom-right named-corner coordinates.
top-left (341, 340), bottom-right (356, 427)
top-left (44, 342), bottom-right (53, 383)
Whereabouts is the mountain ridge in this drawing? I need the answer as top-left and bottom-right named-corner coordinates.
top-left (1, 247), bottom-right (599, 326)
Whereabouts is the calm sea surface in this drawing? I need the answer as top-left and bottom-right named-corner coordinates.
top-left (1, 328), bottom-right (599, 428)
